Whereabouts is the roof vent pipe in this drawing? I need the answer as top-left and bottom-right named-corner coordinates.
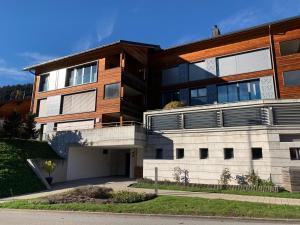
top-left (212, 25), bottom-right (221, 37)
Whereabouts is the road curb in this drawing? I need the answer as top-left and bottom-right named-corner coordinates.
top-left (1, 208), bottom-right (300, 223)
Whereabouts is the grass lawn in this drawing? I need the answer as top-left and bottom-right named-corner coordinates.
top-left (1, 196), bottom-right (300, 219)
top-left (131, 182), bottom-right (300, 199)
top-left (0, 139), bottom-right (60, 198)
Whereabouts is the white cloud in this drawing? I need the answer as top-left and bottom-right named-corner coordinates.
top-left (218, 8), bottom-right (264, 33)
top-left (73, 12), bottom-right (118, 52)
top-left (18, 52), bottom-right (56, 64)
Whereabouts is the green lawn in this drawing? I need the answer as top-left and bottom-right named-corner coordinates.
top-left (0, 139), bottom-right (60, 198)
top-left (1, 196), bottom-right (300, 219)
top-left (131, 182), bottom-right (300, 199)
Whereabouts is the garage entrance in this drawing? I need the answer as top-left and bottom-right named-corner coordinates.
top-left (66, 147), bottom-right (138, 181)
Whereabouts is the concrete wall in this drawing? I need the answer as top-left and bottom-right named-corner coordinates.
top-left (143, 127), bottom-right (300, 186)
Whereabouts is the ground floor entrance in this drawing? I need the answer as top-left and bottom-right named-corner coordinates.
top-left (66, 146), bottom-right (143, 181)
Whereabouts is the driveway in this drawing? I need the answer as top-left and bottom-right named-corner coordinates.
top-left (0, 209), bottom-right (297, 225)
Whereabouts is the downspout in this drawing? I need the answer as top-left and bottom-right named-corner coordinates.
top-left (268, 25), bottom-right (279, 99)
top-left (28, 69), bottom-right (36, 113)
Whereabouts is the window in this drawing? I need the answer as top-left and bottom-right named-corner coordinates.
top-left (37, 99), bottom-right (47, 117)
top-left (190, 88), bottom-right (207, 105)
top-left (290, 148), bottom-right (300, 160)
top-left (162, 91), bottom-right (180, 106)
top-left (217, 80), bottom-right (261, 103)
top-left (200, 148), bottom-right (208, 159)
top-left (65, 63), bottom-right (97, 87)
top-left (61, 91), bottom-right (96, 114)
top-left (224, 148), bottom-right (234, 159)
top-left (217, 48), bottom-right (272, 76)
top-left (283, 70), bottom-right (300, 87)
top-left (252, 148), bottom-right (263, 160)
top-left (39, 74), bottom-right (49, 92)
top-left (280, 39), bottom-right (300, 56)
top-left (155, 149), bottom-right (163, 159)
top-left (103, 149), bottom-right (108, 155)
top-left (104, 83), bottom-right (120, 99)
top-left (176, 148), bottom-right (184, 159)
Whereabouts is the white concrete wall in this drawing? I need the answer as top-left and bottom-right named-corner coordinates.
top-left (143, 128), bottom-right (300, 186)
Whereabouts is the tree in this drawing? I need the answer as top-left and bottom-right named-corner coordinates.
top-left (3, 111), bottom-right (22, 138)
top-left (163, 101), bottom-right (185, 110)
top-left (21, 112), bottom-right (38, 139)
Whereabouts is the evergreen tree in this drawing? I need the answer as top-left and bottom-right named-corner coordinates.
top-left (21, 112), bottom-right (38, 139)
top-left (3, 111), bottom-right (22, 138)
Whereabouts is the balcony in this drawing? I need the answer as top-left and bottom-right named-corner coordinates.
top-left (47, 122), bottom-right (146, 157)
top-left (144, 99), bottom-right (300, 132)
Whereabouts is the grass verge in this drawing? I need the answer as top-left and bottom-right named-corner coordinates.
top-left (0, 139), bottom-right (60, 198)
top-left (131, 182), bottom-right (300, 199)
top-left (1, 196), bottom-right (300, 219)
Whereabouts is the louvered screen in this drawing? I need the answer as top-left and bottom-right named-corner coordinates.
top-left (223, 107), bottom-right (262, 127)
top-left (38, 99), bottom-right (47, 117)
top-left (184, 111), bottom-right (218, 129)
top-left (62, 90), bottom-right (96, 114)
top-left (150, 114), bottom-right (181, 130)
top-left (273, 105), bottom-right (300, 125)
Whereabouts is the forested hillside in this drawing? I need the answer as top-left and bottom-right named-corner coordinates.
top-left (0, 84), bottom-right (32, 105)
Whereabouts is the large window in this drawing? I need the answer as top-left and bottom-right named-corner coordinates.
top-left (104, 83), bottom-right (120, 99)
top-left (217, 48), bottom-right (272, 76)
top-left (162, 91), bottom-right (180, 106)
top-left (217, 80), bottom-right (261, 103)
top-left (283, 70), bottom-right (300, 87)
top-left (199, 148), bottom-right (208, 159)
top-left (280, 39), bottom-right (300, 56)
top-left (65, 63), bottom-right (97, 87)
top-left (190, 88), bottom-right (207, 105)
top-left (155, 149), bottom-right (163, 159)
top-left (39, 74), bottom-right (49, 92)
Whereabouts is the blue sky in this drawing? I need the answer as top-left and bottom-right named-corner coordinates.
top-left (0, 0), bottom-right (299, 87)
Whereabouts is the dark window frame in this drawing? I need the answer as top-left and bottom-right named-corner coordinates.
top-left (283, 70), bottom-right (300, 87)
top-left (39, 74), bottom-right (50, 92)
top-left (280, 38), bottom-right (300, 56)
top-left (104, 83), bottom-right (120, 99)
top-left (290, 148), bottom-right (300, 160)
top-left (224, 148), bottom-right (234, 160)
top-left (176, 148), bottom-right (184, 159)
top-left (252, 147), bottom-right (263, 160)
top-left (155, 148), bottom-right (163, 159)
top-left (65, 62), bottom-right (98, 87)
top-left (190, 87), bottom-right (207, 106)
top-left (199, 148), bottom-right (209, 159)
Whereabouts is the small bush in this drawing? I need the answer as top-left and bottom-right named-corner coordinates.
top-left (163, 101), bottom-right (185, 110)
top-left (112, 191), bottom-right (156, 203)
top-left (218, 168), bottom-right (232, 186)
top-left (45, 186), bottom-right (113, 204)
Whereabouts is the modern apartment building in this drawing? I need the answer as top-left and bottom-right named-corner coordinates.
top-left (25, 16), bottom-right (300, 188)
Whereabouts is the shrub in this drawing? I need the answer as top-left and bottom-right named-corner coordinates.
top-left (219, 168), bottom-right (232, 186)
top-left (163, 101), bottom-right (185, 110)
top-left (43, 160), bottom-right (56, 177)
top-left (44, 186), bottom-right (113, 204)
top-left (112, 191), bottom-right (156, 203)
top-left (173, 167), bottom-right (190, 184)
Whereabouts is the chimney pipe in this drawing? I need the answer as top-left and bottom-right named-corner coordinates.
top-left (212, 25), bottom-right (221, 37)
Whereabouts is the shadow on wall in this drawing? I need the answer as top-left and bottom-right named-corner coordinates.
top-left (48, 130), bottom-right (88, 158)
top-left (144, 132), bottom-right (174, 160)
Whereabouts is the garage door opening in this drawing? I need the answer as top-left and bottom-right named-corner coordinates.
top-left (67, 147), bottom-right (135, 181)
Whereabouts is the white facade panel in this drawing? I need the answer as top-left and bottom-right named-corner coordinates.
top-left (57, 69), bottom-right (66, 89)
top-left (57, 120), bottom-right (94, 131)
top-left (48, 71), bottom-right (58, 91)
top-left (217, 55), bottom-right (237, 76)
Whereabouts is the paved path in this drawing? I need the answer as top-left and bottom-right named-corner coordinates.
top-left (0, 209), bottom-right (298, 225)
top-left (1, 177), bottom-right (300, 206)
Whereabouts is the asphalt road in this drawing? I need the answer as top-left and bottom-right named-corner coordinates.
top-left (0, 209), bottom-right (298, 225)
